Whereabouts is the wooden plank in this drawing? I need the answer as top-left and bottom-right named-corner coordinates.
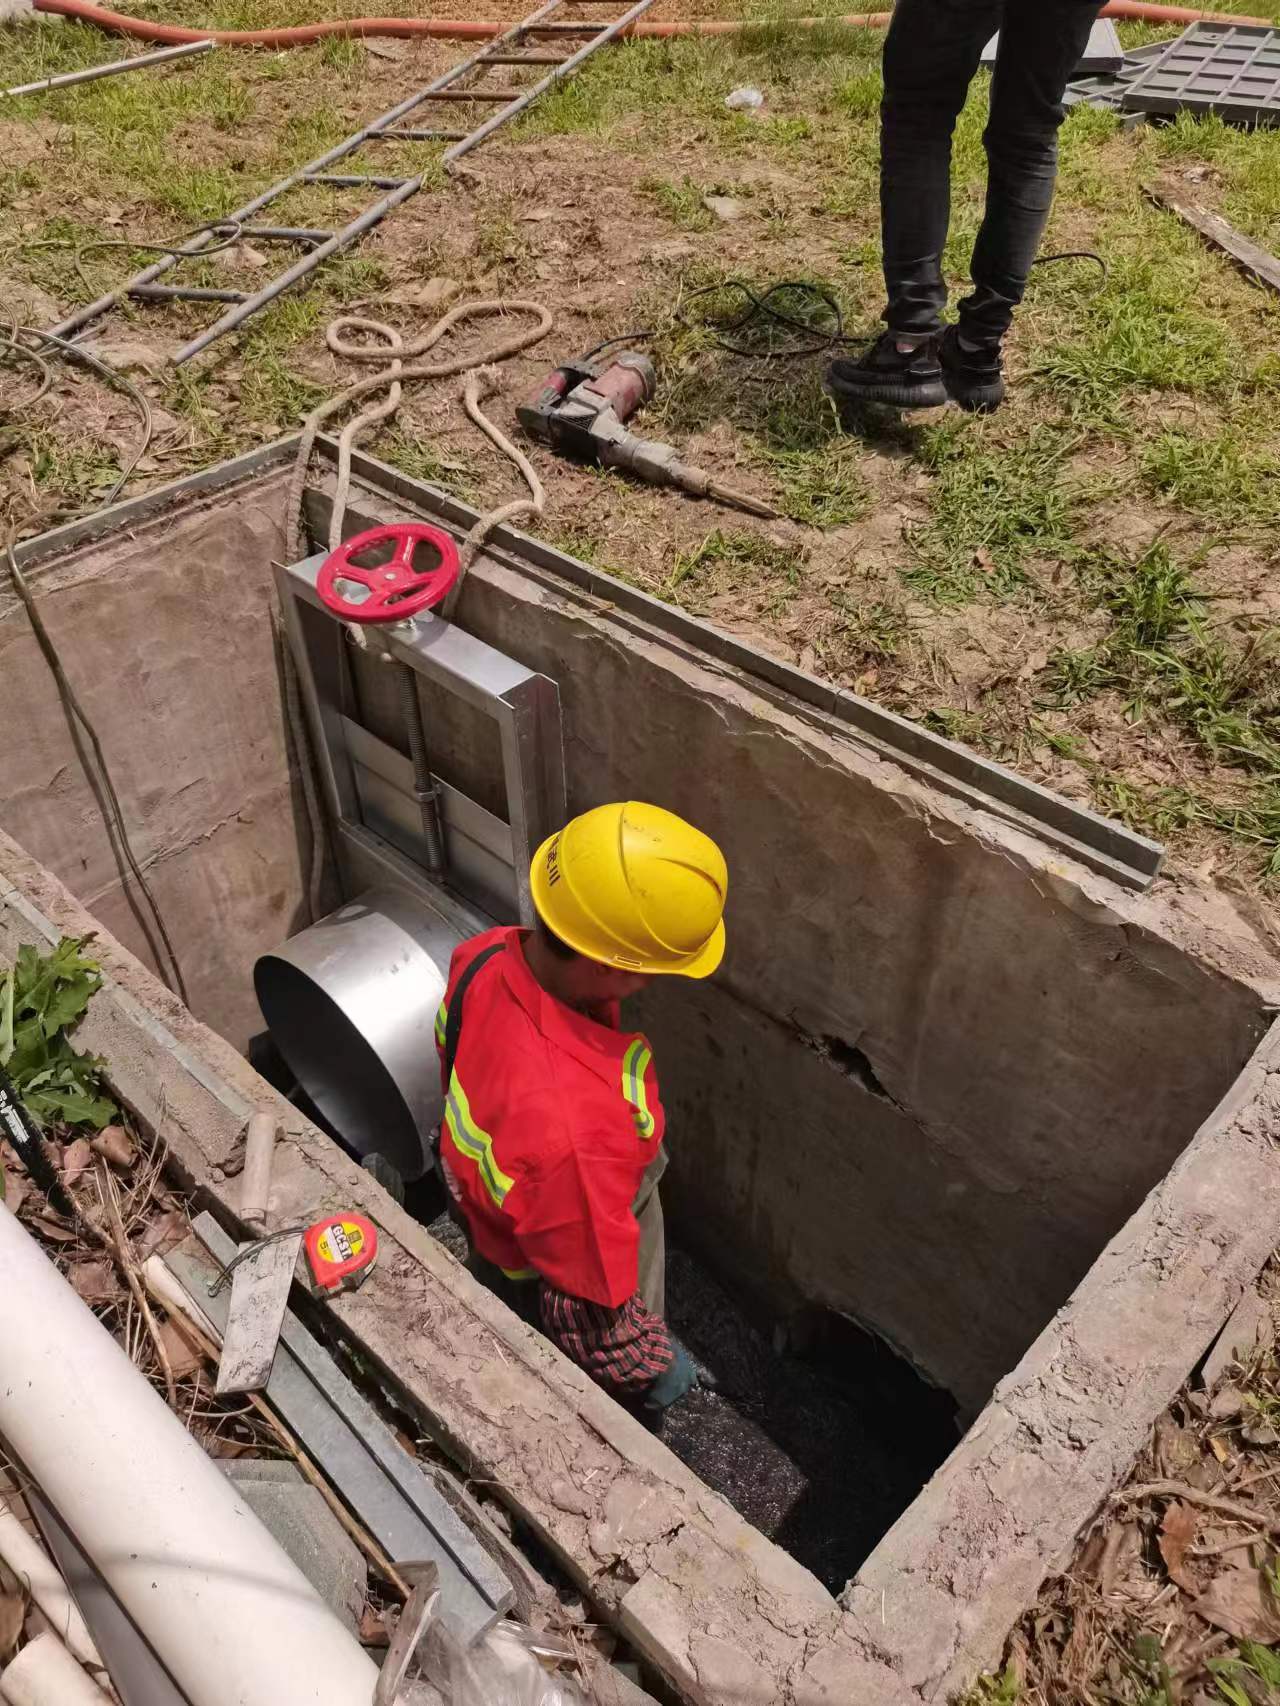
top-left (1147, 179), bottom-right (1280, 296)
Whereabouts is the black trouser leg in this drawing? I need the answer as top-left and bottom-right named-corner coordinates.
top-left (879, 0), bottom-right (1000, 339)
top-left (958, 0), bottom-right (1103, 342)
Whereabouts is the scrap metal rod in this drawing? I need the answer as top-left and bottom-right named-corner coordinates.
top-left (2, 38), bottom-right (212, 99)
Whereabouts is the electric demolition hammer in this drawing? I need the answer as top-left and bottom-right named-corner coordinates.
top-left (518, 348), bottom-right (777, 519)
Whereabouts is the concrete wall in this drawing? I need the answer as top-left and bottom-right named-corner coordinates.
top-left (0, 468), bottom-right (305, 1047)
top-left (454, 553), bottom-right (1273, 1409)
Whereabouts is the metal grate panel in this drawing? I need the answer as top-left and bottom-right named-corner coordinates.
top-left (1121, 22), bottom-right (1280, 124)
top-left (1064, 41), bottom-right (1170, 111)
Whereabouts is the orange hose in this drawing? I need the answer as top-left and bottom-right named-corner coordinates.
top-left (26, 0), bottom-right (1272, 48)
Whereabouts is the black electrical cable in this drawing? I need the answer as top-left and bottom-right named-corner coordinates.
top-left (674, 252), bottom-right (1108, 360)
top-left (678, 278), bottom-right (854, 358)
top-left (3, 519), bottom-right (190, 1007)
top-left (0, 331), bottom-right (54, 410)
top-left (2, 324), bottom-right (154, 507)
top-left (577, 329), bottom-right (657, 361)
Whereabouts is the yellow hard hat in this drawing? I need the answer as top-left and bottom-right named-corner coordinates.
top-left (530, 802), bottom-right (728, 978)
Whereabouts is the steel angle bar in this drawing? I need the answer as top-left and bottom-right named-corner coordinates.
top-left (443, 0), bottom-right (658, 165)
top-left (2, 39), bottom-right (212, 100)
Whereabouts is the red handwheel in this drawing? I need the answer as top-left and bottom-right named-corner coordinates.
top-left (317, 523), bottom-right (460, 624)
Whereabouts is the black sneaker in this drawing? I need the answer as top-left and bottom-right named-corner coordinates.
top-left (826, 332), bottom-right (947, 411)
top-left (939, 325), bottom-right (1006, 414)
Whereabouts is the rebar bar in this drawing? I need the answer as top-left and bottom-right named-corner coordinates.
top-left (1, 38), bottom-right (212, 100)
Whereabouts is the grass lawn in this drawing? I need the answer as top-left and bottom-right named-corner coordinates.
top-left (2, 0), bottom-right (1279, 897)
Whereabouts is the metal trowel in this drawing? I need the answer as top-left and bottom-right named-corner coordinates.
top-left (212, 1112), bottom-right (302, 1396)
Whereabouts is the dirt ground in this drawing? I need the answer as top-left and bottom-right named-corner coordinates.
top-left (965, 1258), bottom-right (1280, 1706)
top-left (2, 4), bottom-right (1279, 923)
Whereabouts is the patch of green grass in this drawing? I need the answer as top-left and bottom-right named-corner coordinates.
top-left (473, 199), bottom-right (532, 274)
top-left (1093, 774), bottom-right (1208, 844)
top-left (956, 1665), bottom-right (1021, 1706)
top-left (665, 527), bottom-right (801, 606)
top-left (1141, 428), bottom-right (1280, 527)
top-left (1212, 1638), bottom-right (1280, 1706)
top-left (643, 176), bottom-right (714, 233)
top-left (903, 420), bottom-right (1079, 603)
top-left (768, 441), bottom-right (869, 526)
top-left (377, 427), bottom-right (478, 502)
top-left (1043, 645), bottom-right (1112, 707)
top-left (826, 592), bottom-right (908, 665)
top-left (834, 69), bottom-right (882, 119)
top-left (922, 706), bottom-right (988, 747)
top-left (1037, 541), bottom-right (1280, 877)
top-left (1034, 247), bottom-right (1235, 416)
top-left (23, 428), bottom-right (122, 506)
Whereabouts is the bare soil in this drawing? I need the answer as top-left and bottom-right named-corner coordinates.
top-left (976, 1257), bottom-right (1280, 1706)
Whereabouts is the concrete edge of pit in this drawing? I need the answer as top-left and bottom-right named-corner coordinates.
top-left (2, 829), bottom-right (1279, 1706)
top-left (844, 1014), bottom-right (1280, 1699)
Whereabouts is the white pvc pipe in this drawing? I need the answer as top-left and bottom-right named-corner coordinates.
top-left (0, 1204), bottom-right (379, 1706)
top-left (0, 1505), bottom-right (101, 1669)
top-left (0, 1633), bottom-right (111, 1706)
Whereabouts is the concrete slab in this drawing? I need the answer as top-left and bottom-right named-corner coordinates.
top-left (220, 1461), bottom-right (367, 1631)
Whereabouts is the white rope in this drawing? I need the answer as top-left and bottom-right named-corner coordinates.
top-left (284, 298), bottom-right (554, 564)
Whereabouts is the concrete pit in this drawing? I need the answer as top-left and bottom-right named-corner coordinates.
top-left (2, 442), bottom-right (1278, 1703)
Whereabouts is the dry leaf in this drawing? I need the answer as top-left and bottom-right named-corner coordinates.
top-left (157, 1316), bottom-right (202, 1380)
top-left (1155, 1414), bottom-right (1201, 1477)
top-left (60, 1137), bottom-right (93, 1186)
top-left (136, 1209), bottom-right (188, 1263)
top-left (31, 1216), bottom-right (78, 1244)
top-left (91, 1125), bottom-right (135, 1170)
top-left (974, 547), bottom-right (997, 576)
top-left (1195, 1559), bottom-right (1280, 1642)
top-left (1, 1171), bottom-right (29, 1217)
top-left (0, 1588), bottom-right (23, 1660)
top-left (1210, 1385), bottom-right (1244, 1420)
top-left (1209, 1434), bottom-right (1232, 1465)
top-left (67, 1260), bottom-right (118, 1305)
top-left (359, 1606), bottom-right (390, 1646)
top-left (1158, 1501), bottom-right (1199, 1593)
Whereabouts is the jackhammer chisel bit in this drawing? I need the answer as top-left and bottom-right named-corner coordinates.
top-left (518, 348), bottom-right (779, 520)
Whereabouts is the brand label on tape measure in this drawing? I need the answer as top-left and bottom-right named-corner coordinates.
top-left (317, 1221), bottom-right (363, 1264)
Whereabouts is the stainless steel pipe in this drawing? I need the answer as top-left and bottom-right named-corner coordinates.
top-left (254, 887), bottom-right (465, 1179)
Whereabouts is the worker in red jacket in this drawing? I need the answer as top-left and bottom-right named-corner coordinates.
top-left (434, 801), bottom-right (728, 1415)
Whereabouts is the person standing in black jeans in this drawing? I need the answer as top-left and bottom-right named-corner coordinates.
top-left (828, 0), bottom-right (1102, 415)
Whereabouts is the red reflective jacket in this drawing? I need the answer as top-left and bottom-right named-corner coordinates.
top-left (434, 927), bottom-right (665, 1308)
